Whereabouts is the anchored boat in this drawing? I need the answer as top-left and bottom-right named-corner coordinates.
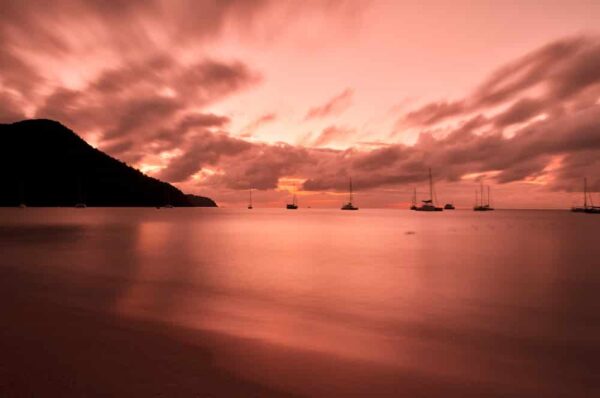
top-left (474, 181), bottom-right (494, 211)
top-left (286, 194), bottom-right (298, 209)
top-left (341, 178), bottom-right (358, 210)
top-left (572, 178), bottom-right (600, 214)
top-left (414, 168), bottom-right (443, 212)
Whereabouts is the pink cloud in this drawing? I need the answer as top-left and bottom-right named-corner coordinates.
top-left (304, 88), bottom-right (354, 120)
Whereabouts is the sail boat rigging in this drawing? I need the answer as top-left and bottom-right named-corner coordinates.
top-left (572, 178), bottom-right (600, 213)
top-left (414, 168), bottom-right (443, 211)
top-left (248, 189), bottom-right (253, 209)
top-left (473, 180), bottom-right (494, 211)
top-left (410, 188), bottom-right (417, 210)
top-left (286, 193), bottom-right (298, 209)
top-left (341, 177), bottom-right (358, 210)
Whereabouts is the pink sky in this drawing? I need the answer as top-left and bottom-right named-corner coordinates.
top-left (1, 0), bottom-right (600, 208)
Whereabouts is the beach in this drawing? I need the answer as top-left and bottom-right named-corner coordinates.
top-left (1, 208), bottom-right (599, 397)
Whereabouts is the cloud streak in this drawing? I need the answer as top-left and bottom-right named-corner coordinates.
top-left (304, 88), bottom-right (354, 120)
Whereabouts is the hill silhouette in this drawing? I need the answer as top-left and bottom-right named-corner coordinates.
top-left (0, 119), bottom-right (217, 207)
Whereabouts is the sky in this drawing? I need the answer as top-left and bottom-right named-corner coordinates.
top-left (1, 0), bottom-right (600, 208)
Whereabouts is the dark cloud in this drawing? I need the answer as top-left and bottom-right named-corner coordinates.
top-left (33, 56), bottom-right (258, 160)
top-left (178, 113), bottom-right (230, 130)
top-left (493, 98), bottom-right (549, 128)
top-left (304, 88), bottom-right (353, 120)
top-left (400, 36), bottom-right (600, 129)
top-left (205, 143), bottom-right (311, 190)
top-left (301, 104), bottom-right (600, 192)
top-left (158, 131), bottom-right (252, 183)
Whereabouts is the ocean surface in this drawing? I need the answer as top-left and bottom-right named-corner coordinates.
top-left (1, 208), bottom-right (599, 397)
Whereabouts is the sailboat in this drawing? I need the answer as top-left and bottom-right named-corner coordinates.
top-left (444, 202), bottom-right (455, 210)
top-left (473, 181), bottom-right (494, 211)
top-left (341, 178), bottom-right (358, 210)
top-left (247, 189), bottom-right (253, 209)
top-left (286, 194), bottom-right (298, 209)
top-left (572, 178), bottom-right (600, 214)
top-left (410, 188), bottom-right (418, 210)
top-left (414, 168), bottom-right (443, 211)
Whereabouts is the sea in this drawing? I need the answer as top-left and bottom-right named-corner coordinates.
top-left (1, 208), bottom-right (599, 397)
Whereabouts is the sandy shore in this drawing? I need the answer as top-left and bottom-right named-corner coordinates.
top-left (0, 265), bottom-right (517, 398)
top-left (0, 265), bottom-right (298, 397)
top-left (2, 213), bottom-right (599, 397)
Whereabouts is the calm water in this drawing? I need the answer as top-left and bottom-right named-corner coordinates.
top-left (1, 208), bottom-right (600, 396)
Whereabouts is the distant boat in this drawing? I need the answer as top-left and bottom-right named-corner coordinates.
top-left (248, 189), bottom-right (253, 209)
top-left (74, 203), bottom-right (87, 208)
top-left (444, 203), bottom-right (455, 210)
top-left (163, 204), bottom-right (174, 209)
top-left (286, 194), bottom-right (298, 210)
top-left (18, 203), bottom-right (27, 209)
top-left (410, 188), bottom-right (418, 210)
top-left (341, 178), bottom-right (358, 210)
top-left (474, 181), bottom-right (494, 211)
top-left (414, 168), bottom-right (443, 212)
top-left (572, 178), bottom-right (600, 214)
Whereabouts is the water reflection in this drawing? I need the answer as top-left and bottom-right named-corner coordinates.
top-left (1, 208), bottom-right (599, 396)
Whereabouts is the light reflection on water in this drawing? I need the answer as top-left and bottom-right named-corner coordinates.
top-left (1, 208), bottom-right (599, 396)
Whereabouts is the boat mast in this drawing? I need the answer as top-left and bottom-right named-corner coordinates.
top-left (480, 180), bottom-right (484, 207)
top-left (349, 177), bottom-right (353, 204)
top-left (249, 189), bottom-right (252, 207)
top-left (487, 186), bottom-right (491, 207)
top-left (584, 178), bottom-right (588, 209)
top-left (429, 168), bottom-right (433, 203)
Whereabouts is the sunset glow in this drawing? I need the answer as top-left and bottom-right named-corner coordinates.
top-left (2, 0), bottom-right (600, 208)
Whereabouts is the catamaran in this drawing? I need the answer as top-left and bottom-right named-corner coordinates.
top-left (341, 178), bottom-right (358, 210)
top-left (572, 178), bottom-right (600, 214)
top-left (414, 168), bottom-right (443, 211)
top-left (474, 181), bottom-right (494, 211)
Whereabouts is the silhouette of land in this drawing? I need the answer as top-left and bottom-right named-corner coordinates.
top-left (0, 119), bottom-right (216, 207)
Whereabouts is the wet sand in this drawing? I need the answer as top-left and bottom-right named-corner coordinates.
top-left (3, 264), bottom-right (597, 398)
top-left (1, 209), bottom-right (600, 397)
top-left (0, 266), bottom-right (296, 397)
top-left (0, 268), bottom-right (500, 397)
